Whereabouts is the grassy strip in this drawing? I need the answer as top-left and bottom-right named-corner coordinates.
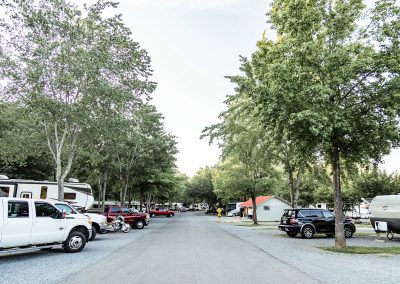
top-left (322, 246), bottom-right (400, 254)
top-left (235, 223), bottom-right (262, 227)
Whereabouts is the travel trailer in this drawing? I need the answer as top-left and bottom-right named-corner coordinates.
top-left (0, 175), bottom-right (94, 210)
top-left (369, 195), bottom-right (400, 239)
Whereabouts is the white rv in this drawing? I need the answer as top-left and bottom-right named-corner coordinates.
top-left (0, 175), bottom-right (94, 210)
top-left (369, 195), bottom-right (400, 239)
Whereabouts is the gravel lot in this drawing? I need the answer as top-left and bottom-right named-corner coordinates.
top-left (215, 216), bottom-right (400, 284)
top-left (0, 219), bottom-right (168, 284)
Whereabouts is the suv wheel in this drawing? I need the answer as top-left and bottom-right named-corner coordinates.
top-left (344, 226), bottom-right (353, 238)
top-left (135, 219), bottom-right (145, 229)
top-left (301, 225), bottom-right (314, 239)
top-left (286, 231), bottom-right (297, 238)
top-left (64, 231), bottom-right (86, 253)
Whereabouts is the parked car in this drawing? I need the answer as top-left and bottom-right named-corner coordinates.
top-left (50, 201), bottom-right (108, 241)
top-left (0, 197), bottom-right (91, 253)
top-left (149, 208), bottom-right (175, 218)
top-left (226, 208), bottom-right (240, 217)
top-left (104, 206), bottom-right (149, 229)
top-left (180, 207), bottom-right (187, 212)
top-left (278, 208), bottom-right (356, 239)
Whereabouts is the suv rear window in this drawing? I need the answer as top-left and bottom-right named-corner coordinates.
top-left (283, 210), bottom-right (296, 217)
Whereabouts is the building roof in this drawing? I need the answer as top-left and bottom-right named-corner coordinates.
top-left (240, 196), bottom-right (272, 207)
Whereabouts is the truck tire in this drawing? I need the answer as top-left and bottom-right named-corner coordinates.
top-left (89, 225), bottom-right (97, 241)
top-left (64, 231), bottom-right (86, 253)
top-left (151, 213), bottom-right (155, 218)
top-left (135, 219), bottom-right (145, 229)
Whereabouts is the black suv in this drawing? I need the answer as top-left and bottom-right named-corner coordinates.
top-left (278, 208), bottom-right (356, 239)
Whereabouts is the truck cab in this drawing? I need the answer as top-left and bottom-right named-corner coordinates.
top-left (0, 198), bottom-right (92, 253)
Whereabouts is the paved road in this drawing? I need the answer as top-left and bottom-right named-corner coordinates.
top-left (67, 213), bottom-right (317, 284)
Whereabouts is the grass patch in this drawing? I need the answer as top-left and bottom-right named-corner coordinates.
top-left (322, 246), bottom-right (400, 254)
top-left (354, 232), bottom-right (377, 237)
top-left (235, 223), bottom-right (263, 227)
top-left (252, 227), bottom-right (278, 230)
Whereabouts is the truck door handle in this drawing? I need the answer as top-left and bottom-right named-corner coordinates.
top-left (58, 227), bottom-right (65, 231)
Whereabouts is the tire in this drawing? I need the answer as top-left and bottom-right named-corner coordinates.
top-left (89, 225), bottom-right (97, 241)
top-left (122, 224), bottom-right (131, 233)
top-left (151, 214), bottom-right (155, 218)
top-left (344, 226), bottom-right (353, 238)
top-left (301, 225), bottom-right (314, 239)
top-left (64, 231), bottom-right (86, 253)
top-left (135, 219), bottom-right (145, 229)
top-left (286, 231), bottom-right (297, 238)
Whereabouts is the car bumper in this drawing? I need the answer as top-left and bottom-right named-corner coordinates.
top-left (278, 225), bottom-right (300, 233)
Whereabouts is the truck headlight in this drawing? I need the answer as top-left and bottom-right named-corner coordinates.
top-left (101, 218), bottom-right (107, 225)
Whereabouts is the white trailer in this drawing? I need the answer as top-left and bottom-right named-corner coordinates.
top-left (0, 176), bottom-right (94, 210)
top-left (369, 195), bottom-right (400, 240)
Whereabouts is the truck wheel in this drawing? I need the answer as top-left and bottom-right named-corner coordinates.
top-left (64, 231), bottom-right (86, 253)
top-left (135, 219), bottom-right (145, 229)
top-left (89, 225), bottom-right (97, 241)
top-left (151, 214), bottom-right (155, 218)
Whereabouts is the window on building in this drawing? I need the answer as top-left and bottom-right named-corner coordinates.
top-left (35, 202), bottom-right (59, 218)
top-left (8, 201), bottom-right (29, 218)
top-left (263, 206), bottom-right (270, 211)
top-left (40, 186), bottom-right (48, 199)
top-left (0, 187), bottom-right (10, 197)
top-left (64, 192), bottom-right (76, 200)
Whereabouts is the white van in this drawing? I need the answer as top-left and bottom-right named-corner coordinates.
top-left (0, 175), bottom-right (94, 210)
top-left (0, 197), bottom-right (92, 253)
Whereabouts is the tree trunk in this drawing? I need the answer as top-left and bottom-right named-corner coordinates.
top-left (139, 187), bottom-right (143, 212)
top-left (251, 193), bottom-right (258, 225)
top-left (332, 133), bottom-right (346, 248)
top-left (294, 166), bottom-right (302, 208)
top-left (102, 179), bottom-right (107, 212)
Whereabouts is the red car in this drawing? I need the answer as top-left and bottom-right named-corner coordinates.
top-left (149, 208), bottom-right (175, 218)
top-left (104, 206), bottom-right (150, 229)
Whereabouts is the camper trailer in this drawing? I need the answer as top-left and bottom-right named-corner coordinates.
top-left (369, 195), bottom-right (400, 239)
top-left (0, 175), bottom-right (94, 210)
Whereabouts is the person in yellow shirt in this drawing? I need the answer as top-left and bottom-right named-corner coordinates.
top-left (216, 207), bottom-right (223, 222)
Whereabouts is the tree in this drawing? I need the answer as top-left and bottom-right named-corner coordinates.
top-left (0, 0), bottom-right (155, 200)
top-left (249, 0), bottom-right (400, 248)
top-left (187, 167), bottom-right (218, 206)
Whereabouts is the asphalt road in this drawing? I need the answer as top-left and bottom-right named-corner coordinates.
top-left (66, 213), bottom-right (317, 284)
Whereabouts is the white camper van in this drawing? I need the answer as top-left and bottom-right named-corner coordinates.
top-left (369, 195), bottom-right (400, 239)
top-left (0, 175), bottom-right (94, 210)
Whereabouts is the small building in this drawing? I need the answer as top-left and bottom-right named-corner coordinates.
top-left (240, 196), bottom-right (291, 221)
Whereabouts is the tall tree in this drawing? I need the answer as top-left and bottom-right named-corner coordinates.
top-left (249, 0), bottom-right (400, 248)
top-left (0, 0), bottom-right (155, 200)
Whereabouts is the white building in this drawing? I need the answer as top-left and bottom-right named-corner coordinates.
top-left (240, 196), bottom-right (291, 221)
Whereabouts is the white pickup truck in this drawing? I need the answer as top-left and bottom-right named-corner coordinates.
top-left (0, 198), bottom-right (92, 253)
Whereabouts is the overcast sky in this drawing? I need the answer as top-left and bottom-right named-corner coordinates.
top-left (77, 0), bottom-right (270, 176)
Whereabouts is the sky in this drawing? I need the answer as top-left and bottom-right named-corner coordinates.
top-left (76, 0), bottom-right (271, 176)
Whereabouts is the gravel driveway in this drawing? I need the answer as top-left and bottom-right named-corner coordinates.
top-left (0, 220), bottom-right (167, 284)
top-left (215, 217), bottom-right (400, 284)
